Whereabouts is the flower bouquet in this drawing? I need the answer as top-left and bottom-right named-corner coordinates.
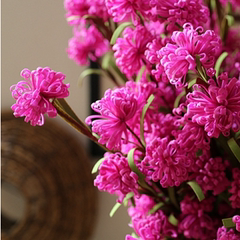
top-left (10, 0), bottom-right (240, 239)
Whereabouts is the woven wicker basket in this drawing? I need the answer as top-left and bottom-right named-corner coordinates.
top-left (1, 112), bottom-right (97, 240)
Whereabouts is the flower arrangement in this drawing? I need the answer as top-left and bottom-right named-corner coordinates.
top-left (10, 0), bottom-right (240, 239)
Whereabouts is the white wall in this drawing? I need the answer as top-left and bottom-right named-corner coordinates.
top-left (2, 1), bottom-right (130, 239)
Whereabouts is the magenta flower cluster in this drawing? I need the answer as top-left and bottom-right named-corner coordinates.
top-left (10, 0), bottom-right (240, 239)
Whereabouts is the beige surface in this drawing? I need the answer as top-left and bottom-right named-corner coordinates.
top-left (2, 1), bottom-right (130, 239)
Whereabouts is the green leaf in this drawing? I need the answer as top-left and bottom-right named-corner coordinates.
top-left (174, 90), bottom-right (186, 109)
top-left (168, 214), bottom-right (178, 226)
top-left (222, 217), bottom-right (236, 228)
top-left (110, 22), bottom-right (134, 45)
top-left (91, 158), bottom-right (105, 174)
top-left (226, 15), bottom-right (234, 26)
top-left (140, 94), bottom-right (155, 146)
top-left (109, 59), bottom-right (128, 83)
top-left (188, 79), bottom-right (197, 89)
top-left (127, 148), bottom-right (145, 179)
top-left (167, 187), bottom-right (179, 210)
top-left (78, 69), bottom-right (108, 87)
top-left (227, 138), bottom-right (240, 163)
top-left (136, 65), bottom-right (146, 82)
top-left (187, 181), bottom-right (205, 202)
top-left (55, 98), bottom-right (82, 125)
top-left (195, 55), bottom-right (207, 82)
top-left (131, 232), bottom-right (139, 238)
top-left (215, 52), bottom-right (228, 77)
top-left (148, 202), bottom-right (164, 215)
top-left (109, 202), bottom-right (122, 217)
top-left (123, 192), bottom-right (134, 206)
top-left (102, 51), bottom-right (113, 70)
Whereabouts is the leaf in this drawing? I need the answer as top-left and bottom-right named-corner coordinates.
top-left (222, 217), bottom-right (236, 228)
top-left (109, 202), bottom-right (122, 217)
top-left (131, 232), bottom-right (139, 238)
top-left (136, 66), bottom-right (146, 82)
top-left (92, 158), bottom-right (105, 174)
top-left (127, 148), bottom-right (145, 179)
top-left (227, 138), bottom-right (240, 163)
top-left (109, 59), bottom-right (128, 83)
top-left (226, 15), bottom-right (234, 26)
top-left (78, 69), bottom-right (108, 87)
top-left (168, 214), bottom-right (178, 226)
top-left (167, 187), bottom-right (179, 210)
top-left (174, 90), bottom-right (186, 109)
top-left (123, 192), bottom-right (134, 206)
top-left (188, 79), bottom-right (197, 89)
top-left (148, 202), bottom-right (164, 215)
top-left (140, 94), bottom-right (155, 146)
top-left (110, 22), bottom-right (134, 45)
top-left (187, 181), bottom-right (205, 202)
top-left (195, 55), bottom-right (207, 82)
top-left (102, 51), bottom-right (113, 70)
top-left (215, 52), bottom-right (228, 77)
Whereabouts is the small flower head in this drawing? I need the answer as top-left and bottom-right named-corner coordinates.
top-left (186, 73), bottom-right (240, 137)
top-left (85, 87), bottom-right (143, 150)
top-left (113, 26), bottom-right (154, 77)
top-left (229, 168), bottom-right (240, 209)
top-left (94, 153), bottom-right (139, 202)
top-left (10, 67), bottom-right (70, 126)
top-left (158, 23), bottom-right (221, 87)
top-left (142, 137), bottom-right (193, 188)
top-left (233, 215), bottom-right (240, 232)
top-left (217, 226), bottom-right (240, 240)
top-left (67, 24), bottom-right (109, 66)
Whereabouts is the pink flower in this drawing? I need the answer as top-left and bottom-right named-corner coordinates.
top-left (142, 137), bottom-right (193, 188)
top-left (10, 67), bottom-right (70, 126)
top-left (85, 87), bottom-right (143, 150)
top-left (179, 196), bottom-right (219, 239)
top-left (150, 0), bottom-right (209, 31)
top-left (229, 168), bottom-right (240, 209)
top-left (64, 0), bottom-right (109, 25)
top-left (233, 215), bottom-right (240, 232)
top-left (158, 23), bottom-right (221, 87)
top-left (217, 226), bottom-right (240, 240)
top-left (113, 26), bottom-right (154, 77)
top-left (105, 0), bottom-right (152, 24)
top-left (189, 156), bottom-right (230, 195)
top-left (67, 24), bottom-right (109, 65)
top-left (94, 153), bottom-right (139, 202)
top-left (186, 73), bottom-right (240, 137)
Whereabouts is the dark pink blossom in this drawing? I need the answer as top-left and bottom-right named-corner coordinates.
top-left (64, 0), bottom-right (110, 25)
top-left (67, 24), bottom-right (109, 65)
top-left (233, 215), bottom-right (240, 232)
top-left (150, 0), bottom-right (209, 31)
top-left (10, 67), bottom-right (70, 126)
top-left (217, 226), bottom-right (240, 240)
top-left (229, 168), bottom-right (240, 209)
top-left (186, 73), bottom-right (240, 138)
top-left (189, 156), bottom-right (230, 195)
top-left (142, 137), bottom-right (193, 188)
top-left (105, 0), bottom-right (152, 24)
top-left (86, 87), bottom-right (143, 150)
top-left (113, 26), bottom-right (154, 77)
top-left (158, 23), bottom-right (221, 87)
top-left (94, 153), bottom-right (139, 202)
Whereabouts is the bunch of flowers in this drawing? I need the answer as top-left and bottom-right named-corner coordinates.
top-left (11, 0), bottom-right (240, 239)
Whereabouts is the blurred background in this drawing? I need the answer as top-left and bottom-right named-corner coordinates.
top-left (1, 1), bottom-right (130, 239)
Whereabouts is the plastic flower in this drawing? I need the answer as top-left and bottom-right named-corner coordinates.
top-left (217, 226), bottom-right (240, 240)
top-left (229, 168), bottom-right (240, 209)
top-left (150, 0), bottom-right (209, 31)
top-left (113, 26), bottom-right (154, 77)
top-left (85, 87), bottom-right (143, 150)
top-left (189, 156), bottom-right (230, 195)
top-left (67, 24), bottom-right (109, 66)
top-left (142, 137), bottom-right (193, 188)
top-left (158, 23), bottom-right (221, 87)
top-left (10, 67), bottom-right (70, 126)
top-left (105, 0), bottom-right (151, 24)
top-left (64, 0), bottom-right (109, 25)
top-left (94, 153), bottom-right (139, 202)
top-left (186, 73), bottom-right (240, 138)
